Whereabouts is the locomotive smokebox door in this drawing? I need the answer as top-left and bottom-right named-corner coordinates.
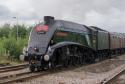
top-left (44, 16), bottom-right (54, 25)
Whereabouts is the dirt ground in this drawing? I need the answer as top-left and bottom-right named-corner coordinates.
top-left (15, 54), bottom-right (125, 84)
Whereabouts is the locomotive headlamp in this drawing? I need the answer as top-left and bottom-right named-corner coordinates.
top-left (44, 55), bottom-right (50, 61)
top-left (34, 47), bottom-right (39, 52)
top-left (34, 48), bottom-right (37, 50)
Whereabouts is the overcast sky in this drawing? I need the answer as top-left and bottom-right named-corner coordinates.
top-left (0, 0), bottom-right (125, 32)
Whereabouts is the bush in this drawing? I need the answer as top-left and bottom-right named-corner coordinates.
top-left (0, 24), bottom-right (30, 61)
top-left (3, 37), bottom-right (28, 60)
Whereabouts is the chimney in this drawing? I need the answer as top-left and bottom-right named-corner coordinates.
top-left (44, 16), bottom-right (54, 25)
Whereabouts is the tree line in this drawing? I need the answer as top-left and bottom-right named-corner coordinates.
top-left (0, 23), bottom-right (32, 60)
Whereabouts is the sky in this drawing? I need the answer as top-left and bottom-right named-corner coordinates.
top-left (0, 0), bottom-right (125, 32)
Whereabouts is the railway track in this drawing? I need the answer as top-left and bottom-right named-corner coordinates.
top-left (0, 59), bottom-right (121, 84)
top-left (100, 64), bottom-right (125, 84)
top-left (0, 64), bottom-right (28, 73)
top-left (0, 71), bottom-right (48, 84)
top-left (103, 70), bottom-right (125, 84)
top-left (0, 58), bottom-right (124, 84)
top-left (106, 71), bottom-right (125, 84)
top-left (0, 65), bottom-right (83, 84)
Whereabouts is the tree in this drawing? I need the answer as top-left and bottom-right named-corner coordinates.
top-left (1, 24), bottom-right (30, 60)
top-left (11, 25), bottom-right (28, 38)
top-left (0, 24), bottom-right (10, 38)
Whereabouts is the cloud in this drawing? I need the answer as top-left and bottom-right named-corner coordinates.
top-left (83, 7), bottom-right (125, 33)
top-left (0, 5), bottom-right (11, 19)
top-left (0, 0), bottom-right (125, 32)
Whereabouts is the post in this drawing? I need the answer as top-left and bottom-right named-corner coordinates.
top-left (13, 16), bottom-right (18, 41)
top-left (16, 17), bottom-right (18, 41)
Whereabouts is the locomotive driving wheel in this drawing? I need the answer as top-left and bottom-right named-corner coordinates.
top-left (63, 57), bottom-right (69, 67)
top-left (63, 47), bottom-right (70, 67)
top-left (85, 49), bottom-right (95, 64)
